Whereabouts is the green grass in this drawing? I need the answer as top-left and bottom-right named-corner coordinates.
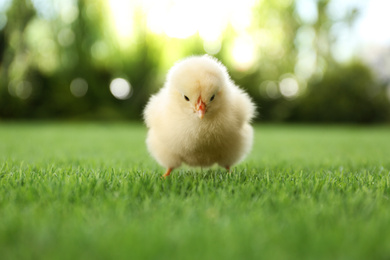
top-left (1, 123), bottom-right (390, 260)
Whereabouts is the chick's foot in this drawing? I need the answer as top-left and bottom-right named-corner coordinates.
top-left (162, 168), bottom-right (173, 177)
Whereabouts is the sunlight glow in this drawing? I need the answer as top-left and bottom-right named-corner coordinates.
top-left (107, 0), bottom-right (257, 64)
top-left (231, 34), bottom-right (256, 70)
top-left (145, 0), bottom-right (228, 39)
top-left (111, 0), bottom-right (255, 41)
top-left (163, 2), bottom-right (198, 39)
top-left (146, 6), bottom-right (165, 35)
top-left (108, 0), bottom-right (133, 41)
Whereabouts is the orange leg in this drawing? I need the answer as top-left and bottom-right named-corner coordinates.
top-left (162, 167), bottom-right (173, 177)
top-left (225, 166), bottom-right (230, 172)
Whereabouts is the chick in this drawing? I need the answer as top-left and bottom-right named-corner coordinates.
top-left (144, 55), bottom-right (256, 177)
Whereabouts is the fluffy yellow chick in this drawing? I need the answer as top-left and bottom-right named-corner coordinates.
top-left (144, 55), bottom-right (256, 177)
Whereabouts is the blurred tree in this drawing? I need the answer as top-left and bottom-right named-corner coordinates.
top-left (0, 0), bottom-right (388, 123)
top-left (0, 0), bottom-right (37, 118)
top-left (292, 62), bottom-right (390, 123)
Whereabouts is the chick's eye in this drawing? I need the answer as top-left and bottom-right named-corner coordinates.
top-left (210, 95), bottom-right (215, 101)
top-left (184, 95), bottom-right (190, 101)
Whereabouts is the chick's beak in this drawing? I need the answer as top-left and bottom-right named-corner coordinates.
top-left (196, 97), bottom-right (206, 119)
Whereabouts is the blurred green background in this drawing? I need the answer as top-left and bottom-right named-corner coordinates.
top-left (0, 0), bottom-right (389, 123)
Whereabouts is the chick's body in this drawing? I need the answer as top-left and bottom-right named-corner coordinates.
top-left (144, 55), bottom-right (255, 176)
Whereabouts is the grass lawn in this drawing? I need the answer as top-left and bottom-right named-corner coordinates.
top-left (0, 122), bottom-right (390, 260)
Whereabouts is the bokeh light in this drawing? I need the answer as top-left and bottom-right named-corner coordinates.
top-left (8, 81), bottom-right (33, 99)
top-left (59, 1), bottom-right (78, 24)
top-left (109, 78), bottom-right (132, 100)
top-left (279, 77), bottom-right (299, 99)
top-left (259, 81), bottom-right (280, 99)
top-left (90, 41), bottom-right (110, 61)
top-left (70, 78), bottom-right (88, 98)
top-left (57, 28), bottom-right (75, 47)
top-left (295, 0), bottom-right (318, 24)
top-left (203, 40), bottom-right (222, 55)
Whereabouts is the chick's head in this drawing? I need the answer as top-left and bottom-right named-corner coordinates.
top-left (167, 55), bottom-right (230, 119)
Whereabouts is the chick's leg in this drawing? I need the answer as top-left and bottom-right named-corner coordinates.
top-left (162, 167), bottom-right (173, 177)
top-left (225, 166), bottom-right (230, 172)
